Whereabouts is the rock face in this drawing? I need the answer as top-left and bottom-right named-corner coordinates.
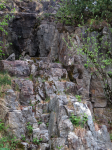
top-left (0, 59), bottom-right (112, 150)
top-left (0, 0), bottom-right (112, 149)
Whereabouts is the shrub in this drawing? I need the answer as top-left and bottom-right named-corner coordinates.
top-left (56, 0), bottom-right (112, 25)
top-left (70, 113), bottom-right (88, 127)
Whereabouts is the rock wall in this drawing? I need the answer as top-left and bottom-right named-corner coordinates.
top-left (0, 0), bottom-right (112, 149)
top-left (0, 58), bottom-right (112, 150)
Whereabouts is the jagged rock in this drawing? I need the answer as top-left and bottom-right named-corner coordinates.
top-left (5, 89), bottom-right (19, 110)
top-left (6, 110), bottom-right (25, 139)
top-left (48, 111), bottom-right (58, 138)
top-left (12, 78), bottom-right (34, 105)
top-left (40, 130), bottom-right (49, 142)
top-left (58, 117), bottom-right (74, 138)
top-left (37, 24), bottom-right (59, 60)
top-left (0, 98), bottom-right (9, 120)
top-left (50, 68), bottom-right (68, 79)
top-left (90, 75), bottom-right (107, 107)
top-left (41, 114), bottom-right (50, 124)
top-left (33, 128), bottom-right (40, 139)
top-left (6, 53), bottom-right (15, 61)
top-left (45, 81), bottom-right (56, 97)
top-left (31, 64), bottom-right (36, 75)
top-left (0, 60), bottom-right (30, 77)
top-left (49, 138), bottom-right (67, 150)
top-left (37, 77), bottom-right (45, 99)
top-left (40, 123), bottom-right (47, 130)
top-left (40, 143), bottom-right (50, 150)
top-left (22, 106), bottom-right (37, 123)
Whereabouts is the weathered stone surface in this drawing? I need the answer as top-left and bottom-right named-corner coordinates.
top-left (37, 24), bottom-right (59, 60)
top-left (90, 74), bottom-right (107, 108)
top-left (12, 78), bottom-right (34, 105)
top-left (58, 117), bottom-right (74, 138)
top-left (6, 53), bottom-right (15, 61)
top-left (22, 106), bottom-right (37, 123)
top-left (6, 110), bottom-right (25, 138)
top-left (0, 98), bottom-right (9, 120)
top-left (0, 60), bottom-right (30, 77)
top-left (40, 143), bottom-right (50, 150)
top-left (5, 89), bottom-right (19, 110)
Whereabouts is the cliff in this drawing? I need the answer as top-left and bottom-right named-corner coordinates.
top-left (0, 0), bottom-right (112, 150)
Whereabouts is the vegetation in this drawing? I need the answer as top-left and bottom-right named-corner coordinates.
top-left (0, 71), bottom-right (11, 97)
top-left (26, 122), bottom-right (33, 135)
top-left (110, 133), bottom-right (112, 141)
top-left (0, 0), bottom-right (15, 59)
top-left (70, 113), bottom-right (88, 127)
top-left (21, 135), bottom-right (26, 142)
top-left (75, 95), bottom-right (82, 102)
top-left (32, 137), bottom-right (43, 145)
top-left (0, 119), bottom-right (20, 149)
top-left (56, 146), bottom-right (63, 150)
top-left (56, 0), bottom-right (112, 25)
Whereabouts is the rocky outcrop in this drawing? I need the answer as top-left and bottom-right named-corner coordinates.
top-left (0, 58), bottom-right (112, 150)
top-left (0, 1), bottom-right (112, 149)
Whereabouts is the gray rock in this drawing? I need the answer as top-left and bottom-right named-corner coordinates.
top-left (40, 123), bottom-right (47, 130)
top-left (0, 60), bottom-right (30, 77)
top-left (40, 143), bottom-right (50, 150)
top-left (40, 130), bottom-right (49, 142)
top-left (33, 128), bottom-right (40, 139)
top-left (12, 78), bottom-right (34, 105)
top-left (6, 110), bottom-right (25, 138)
top-left (5, 89), bottom-right (19, 110)
top-left (6, 53), bottom-right (15, 61)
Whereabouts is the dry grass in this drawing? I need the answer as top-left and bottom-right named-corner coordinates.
top-left (67, 101), bottom-right (74, 109)
top-left (0, 71), bottom-right (12, 98)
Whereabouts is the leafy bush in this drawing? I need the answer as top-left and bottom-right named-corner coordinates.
top-left (56, 0), bottom-right (112, 25)
top-left (32, 137), bottom-right (43, 145)
top-left (70, 113), bottom-right (88, 127)
top-left (70, 113), bottom-right (81, 126)
top-left (26, 122), bottom-right (33, 135)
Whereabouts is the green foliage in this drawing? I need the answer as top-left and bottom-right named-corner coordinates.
top-left (56, 146), bottom-right (63, 150)
top-left (82, 113), bottom-right (88, 126)
top-left (0, 119), bottom-right (20, 149)
top-left (37, 120), bottom-right (42, 125)
top-left (70, 113), bottom-right (88, 127)
top-left (46, 123), bottom-right (49, 127)
top-left (70, 113), bottom-right (81, 126)
top-left (26, 122), bottom-right (33, 134)
top-left (110, 134), bottom-right (112, 141)
top-left (0, 0), bottom-right (15, 59)
top-left (32, 137), bottom-right (43, 145)
top-left (0, 71), bottom-right (11, 86)
top-left (56, 0), bottom-right (112, 25)
top-left (75, 95), bottom-right (82, 102)
top-left (65, 29), bottom-right (112, 103)
top-left (0, 119), bottom-right (5, 131)
top-left (21, 135), bottom-right (26, 142)
top-left (0, 71), bottom-right (11, 97)
top-left (0, 136), bottom-right (20, 150)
